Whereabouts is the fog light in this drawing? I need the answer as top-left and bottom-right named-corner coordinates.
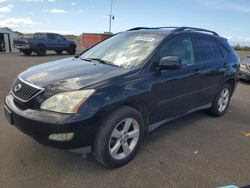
top-left (49, 132), bottom-right (74, 142)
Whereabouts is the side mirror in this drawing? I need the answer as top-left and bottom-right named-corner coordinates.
top-left (158, 56), bottom-right (182, 70)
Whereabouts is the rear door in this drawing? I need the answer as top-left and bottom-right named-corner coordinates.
top-left (153, 35), bottom-right (202, 121)
top-left (46, 33), bottom-right (57, 50)
top-left (194, 36), bottom-right (227, 106)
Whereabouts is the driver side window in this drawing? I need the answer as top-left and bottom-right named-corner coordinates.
top-left (160, 36), bottom-right (195, 66)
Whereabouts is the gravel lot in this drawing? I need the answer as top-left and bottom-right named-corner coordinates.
top-left (0, 52), bottom-right (250, 188)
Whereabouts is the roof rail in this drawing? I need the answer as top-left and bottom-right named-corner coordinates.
top-left (174, 27), bottom-right (219, 36)
top-left (127, 26), bottom-right (219, 36)
top-left (127, 27), bottom-right (178, 31)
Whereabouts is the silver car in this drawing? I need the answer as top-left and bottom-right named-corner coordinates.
top-left (240, 55), bottom-right (250, 81)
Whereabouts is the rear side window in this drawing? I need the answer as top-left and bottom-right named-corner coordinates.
top-left (160, 36), bottom-right (195, 66)
top-left (34, 33), bottom-right (45, 39)
top-left (217, 41), bottom-right (231, 58)
top-left (47, 34), bottom-right (56, 40)
top-left (196, 37), bottom-right (218, 63)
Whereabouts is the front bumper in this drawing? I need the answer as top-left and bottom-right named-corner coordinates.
top-left (4, 94), bottom-right (99, 150)
top-left (13, 44), bottom-right (30, 50)
top-left (239, 70), bottom-right (250, 81)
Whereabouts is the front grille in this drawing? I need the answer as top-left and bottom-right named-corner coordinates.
top-left (11, 77), bottom-right (44, 102)
top-left (13, 39), bottom-right (27, 46)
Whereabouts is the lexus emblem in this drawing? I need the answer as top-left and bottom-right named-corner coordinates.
top-left (14, 84), bottom-right (22, 92)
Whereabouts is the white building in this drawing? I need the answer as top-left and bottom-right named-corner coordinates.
top-left (0, 27), bottom-right (20, 53)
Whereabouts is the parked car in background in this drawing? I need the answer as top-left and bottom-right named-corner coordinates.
top-left (13, 33), bottom-right (76, 56)
top-left (4, 27), bottom-right (239, 168)
top-left (239, 55), bottom-right (250, 81)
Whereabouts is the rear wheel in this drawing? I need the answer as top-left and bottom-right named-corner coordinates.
top-left (208, 83), bottom-right (232, 117)
top-left (23, 49), bottom-right (32, 56)
top-left (93, 106), bottom-right (144, 168)
top-left (36, 45), bottom-right (46, 56)
top-left (67, 45), bottom-right (76, 55)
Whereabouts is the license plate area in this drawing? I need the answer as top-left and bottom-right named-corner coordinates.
top-left (4, 105), bottom-right (14, 125)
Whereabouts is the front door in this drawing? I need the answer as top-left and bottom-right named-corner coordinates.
top-left (153, 35), bottom-right (202, 121)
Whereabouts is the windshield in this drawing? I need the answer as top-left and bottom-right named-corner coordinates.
top-left (80, 32), bottom-right (164, 68)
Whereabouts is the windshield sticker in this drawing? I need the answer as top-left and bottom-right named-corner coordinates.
top-left (135, 36), bottom-right (155, 42)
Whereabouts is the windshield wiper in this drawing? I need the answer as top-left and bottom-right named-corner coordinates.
top-left (81, 58), bottom-right (119, 67)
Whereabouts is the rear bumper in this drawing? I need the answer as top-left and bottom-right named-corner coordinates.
top-left (239, 70), bottom-right (250, 81)
top-left (4, 94), bottom-right (99, 151)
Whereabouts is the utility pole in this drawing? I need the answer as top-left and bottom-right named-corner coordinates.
top-left (108, 0), bottom-right (114, 33)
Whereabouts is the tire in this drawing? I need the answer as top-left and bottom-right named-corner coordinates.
top-left (67, 45), bottom-right (76, 55)
top-left (36, 45), bottom-right (46, 56)
top-left (208, 83), bottom-right (232, 117)
top-left (23, 49), bottom-right (32, 56)
top-left (55, 50), bottom-right (63, 54)
top-left (93, 106), bottom-right (144, 168)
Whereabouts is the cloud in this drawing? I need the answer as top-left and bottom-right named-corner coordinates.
top-left (24, 0), bottom-right (56, 2)
top-left (24, 0), bottom-right (44, 2)
top-left (198, 0), bottom-right (250, 13)
top-left (0, 17), bottom-right (37, 28)
top-left (0, 0), bottom-right (6, 3)
top-left (71, 2), bottom-right (76, 6)
top-left (0, 4), bottom-right (14, 13)
top-left (49, 8), bottom-right (67, 13)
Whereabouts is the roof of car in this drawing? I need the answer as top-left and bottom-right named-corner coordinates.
top-left (34, 32), bottom-right (60, 35)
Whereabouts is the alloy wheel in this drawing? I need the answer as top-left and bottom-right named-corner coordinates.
top-left (108, 118), bottom-right (140, 160)
top-left (217, 88), bottom-right (230, 112)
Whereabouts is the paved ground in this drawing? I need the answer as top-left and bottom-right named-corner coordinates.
top-left (0, 52), bottom-right (250, 188)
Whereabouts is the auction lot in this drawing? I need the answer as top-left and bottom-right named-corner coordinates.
top-left (0, 52), bottom-right (250, 187)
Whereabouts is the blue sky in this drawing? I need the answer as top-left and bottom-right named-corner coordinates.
top-left (0, 0), bottom-right (249, 43)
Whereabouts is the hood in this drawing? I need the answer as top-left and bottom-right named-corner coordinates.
top-left (19, 57), bottom-right (129, 91)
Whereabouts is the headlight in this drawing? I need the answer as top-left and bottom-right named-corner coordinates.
top-left (240, 64), bottom-right (246, 69)
top-left (41, 89), bottom-right (95, 114)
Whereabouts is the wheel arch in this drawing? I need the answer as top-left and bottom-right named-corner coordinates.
top-left (122, 99), bottom-right (151, 127)
top-left (224, 78), bottom-right (237, 94)
top-left (36, 43), bottom-right (46, 48)
top-left (69, 43), bottom-right (76, 48)
top-left (94, 97), bottom-right (152, 133)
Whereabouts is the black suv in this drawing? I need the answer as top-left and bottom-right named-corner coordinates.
top-left (4, 27), bottom-right (240, 168)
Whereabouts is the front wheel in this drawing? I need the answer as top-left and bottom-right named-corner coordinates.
top-left (93, 106), bottom-right (144, 168)
top-left (23, 49), bottom-right (32, 56)
top-left (208, 83), bottom-right (232, 117)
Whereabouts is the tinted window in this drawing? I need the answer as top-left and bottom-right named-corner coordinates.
top-left (56, 35), bottom-right (65, 40)
top-left (217, 42), bottom-right (230, 57)
top-left (160, 36), bottom-right (195, 65)
top-left (33, 33), bottom-right (45, 39)
top-left (47, 34), bottom-right (56, 40)
top-left (197, 38), bottom-right (217, 63)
